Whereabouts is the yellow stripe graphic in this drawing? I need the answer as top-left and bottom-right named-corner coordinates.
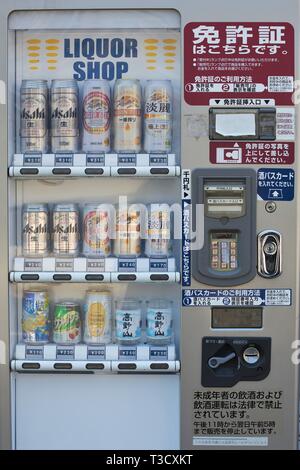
top-left (165, 59), bottom-right (175, 63)
top-left (30, 66), bottom-right (39, 70)
top-left (144, 39), bottom-right (159, 44)
top-left (145, 46), bottom-right (157, 51)
top-left (46, 46), bottom-right (59, 51)
top-left (164, 46), bottom-right (176, 51)
top-left (165, 66), bottom-right (174, 70)
top-left (146, 52), bottom-right (157, 57)
top-left (29, 59), bottom-right (39, 63)
top-left (48, 66), bottom-right (56, 70)
top-left (147, 59), bottom-right (156, 63)
top-left (147, 66), bottom-right (156, 70)
top-left (46, 52), bottom-right (58, 57)
top-left (163, 39), bottom-right (177, 44)
top-left (27, 39), bottom-right (41, 44)
top-left (27, 46), bottom-right (40, 51)
top-left (47, 59), bottom-right (57, 63)
top-left (164, 52), bottom-right (176, 57)
top-left (46, 39), bottom-right (60, 44)
top-left (29, 52), bottom-right (39, 57)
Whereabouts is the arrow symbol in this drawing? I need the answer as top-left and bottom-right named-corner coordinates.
top-left (215, 100), bottom-right (220, 104)
top-left (265, 100), bottom-right (270, 104)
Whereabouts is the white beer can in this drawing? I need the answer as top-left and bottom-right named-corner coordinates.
top-left (20, 80), bottom-right (48, 153)
top-left (82, 80), bottom-right (111, 153)
top-left (145, 203), bottom-right (172, 257)
top-left (113, 79), bottom-right (142, 153)
top-left (84, 290), bottom-right (112, 345)
top-left (144, 80), bottom-right (173, 153)
top-left (83, 203), bottom-right (112, 257)
top-left (50, 79), bottom-right (79, 153)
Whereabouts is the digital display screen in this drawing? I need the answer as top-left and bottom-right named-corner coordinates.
top-left (211, 308), bottom-right (263, 329)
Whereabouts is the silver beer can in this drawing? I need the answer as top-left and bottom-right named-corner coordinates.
top-left (52, 203), bottom-right (79, 256)
top-left (20, 80), bottom-right (48, 153)
top-left (22, 203), bottom-right (49, 257)
top-left (113, 79), bottom-right (142, 153)
top-left (50, 79), bottom-right (79, 153)
top-left (145, 204), bottom-right (172, 257)
top-left (82, 80), bottom-right (111, 153)
top-left (144, 80), bottom-right (172, 153)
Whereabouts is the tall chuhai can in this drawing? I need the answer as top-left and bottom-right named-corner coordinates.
top-left (113, 79), bottom-right (142, 153)
top-left (50, 79), bottom-right (79, 153)
top-left (20, 79), bottom-right (48, 153)
top-left (143, 80), bottom-right (173, 153)
top-left (82, 80), bottom-right (111, 152)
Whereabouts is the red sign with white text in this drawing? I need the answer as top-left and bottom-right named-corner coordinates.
top-left (210, 141), bottom-right (294, 165)
top-left (184, 22), bottom-right (295, 105)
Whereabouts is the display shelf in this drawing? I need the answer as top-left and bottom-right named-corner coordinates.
top-left (10, 256), bottom-right (180, 283)
top-left (9, 153), bottom-right (180, 178)
top-left (12, 343), bottom-right (179, 373)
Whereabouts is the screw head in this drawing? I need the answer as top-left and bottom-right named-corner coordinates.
top-left (265, 202), bottom-right (277, 213)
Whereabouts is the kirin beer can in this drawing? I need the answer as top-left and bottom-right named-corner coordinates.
top-left (114, 207), bottom-right (142, 257)
top-left (22, 203), bottom-right (49, 256)
top-left (82, 80), bottom-right (111, 153)
top-left (145, 204), bottom-right (172, 257)
top-left (144, 80), bottom-right (172, 153)
top-left (84, 290), bottom-right (112, 344)
top-left (83, 203), bottom-right (111, 257)
top-left (20, 79), bottom-right (48, 153)
top-left (52, 203), bottom-right (79, 256)
top-left (113, 79), bottom-right (142, 153)
top-left (53, 302), bottom-right (81, 344)
top-left (22, 290), bottom-right (50, 344)
top-left (50, 79), bottom-right (79, 153)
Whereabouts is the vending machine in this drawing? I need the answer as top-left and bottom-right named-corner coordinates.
top-left (0, 0), bottom-right (299, 451)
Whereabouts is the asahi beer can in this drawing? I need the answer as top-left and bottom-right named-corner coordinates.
top-left (145, 204), bottom-right (172, 257)
top-left (82, 80), bottom-right (111, 153)
top-left (83, 203), bottom-right (111, 257)
top-left (144, 80), bottom-right (172, 153)
top-left (20, 80), bottom-right (48, 153)
top-left (113, 79), bottom-right (142, 153)
top-left (114, 207), bottom-right (142, 257)
top-left (22, 203), bottom-right (49, 257)
top-left (53, 302), bottom-right (81, 344)
top-left (84, 290), bottom-right (112, 344)
top-left (115, 299), bottom-right (142, 345)
top-left (22, 290), bottom-right (50, 344)
top-left (50, 79), bottom-right (79, 153)
top-left (52, 204), bottom-right (79, 256)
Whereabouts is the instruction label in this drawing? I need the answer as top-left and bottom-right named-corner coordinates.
top-left (182, 289), bottom-right (292, 307)
top-left (257, 168), bottom-right (294, 201)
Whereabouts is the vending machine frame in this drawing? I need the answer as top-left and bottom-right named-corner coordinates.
top-left (0, 0), bottom-right (299, 451)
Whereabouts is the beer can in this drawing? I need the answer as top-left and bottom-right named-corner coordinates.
top-left (115, 299), bottom-right (142, 345)
top-left (52, 204), bottom-right (79, 256)
top-left (82, 80), bottom-right (111, 153)
top-left (20, 79), bottom-right (48, 153)
top-left (114, 207), bottom-right (142, 257)
top-left (145, 204), bottom-right (172, 257)
top-left (53, 302), bottom-right (81, 345)
top-left (22, 203), bottom-right (49, 257)
top-left (144, 80), bottom-right (172, 153)
top-left (83, 203), bottom-right (111, 257)
top-left (50, 79), bottom-right (79, 153)
top-left (113, 79), bottom-right (142, 153)
top-left (22, 290), bottom-right (50, 344)
top-left (84, 290), bottom-right (112, 344)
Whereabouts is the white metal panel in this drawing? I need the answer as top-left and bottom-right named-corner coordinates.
top-left (16, 373), bottom-right (180, 449)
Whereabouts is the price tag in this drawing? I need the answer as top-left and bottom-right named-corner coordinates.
top-left (55, 259), bottom-right (74, 272)
top-left (23, 154), bottom-right (42, 166)
top-left (86, 258), bottom-right (105, 272)
top-left (56, 345), bottom-right (75, 360)
top-left (55, 154), bottom-right (74, 166)
top-left (118, 258), bottom-right (137, 272)
top-left (24, 259), bottom-right (43, 272)
top-left (117, 154), bottom-right (137, 166)
top-left (87, 346), bottom-right (106, 361)
top-left (118, 346), bottom-right (137, 361)
top-left (149, 258), bottom-right (168, 272)
top-left (86, 154), bottom-right (105, 166)
top-left (149, 154), bottom-right (168, 166)
top-left (149, 346), bottom-right (168, 361)
top-left (25, 345), bottom-right (44, 360)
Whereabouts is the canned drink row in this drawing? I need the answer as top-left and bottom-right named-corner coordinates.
top-left (22, 203), bottom-right (172, 258)
top-left (20, 78), bottom-right (173, 154)
top-left (22, 289), bottom-right (173, 346)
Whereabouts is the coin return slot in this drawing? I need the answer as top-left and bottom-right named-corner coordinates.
top-left (118, 363), bottom-right (137, 370)
top-left (20, 168), bottom-right (39, 175)
top-left (22, 362), bottom-right (40, 370)
top-left (150, 363), bottom-right (169, 370)
top-left (85, 363), bottom-right (105, 370)
top-left (85, 274), bottom-right (105, 281)
top-left (52, 168), bottom-right (72, 175)
top-left (117, 274), bottom-right (137, 281)
top-left (53, 363), bottom-right (73, 370)
top-left (53, 274), bottom-right (72, 281)
top-left (150, 274), bottom-right (169, 281)
top-left (20, 274), bottom-right (40, 281)
top-left (84, 168), bottom-right (104, 175)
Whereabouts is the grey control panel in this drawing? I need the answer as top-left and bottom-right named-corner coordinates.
top-left (192, 168), bottom-right (256, 286)
top-left (209, 108), bottom-right (276, 141)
